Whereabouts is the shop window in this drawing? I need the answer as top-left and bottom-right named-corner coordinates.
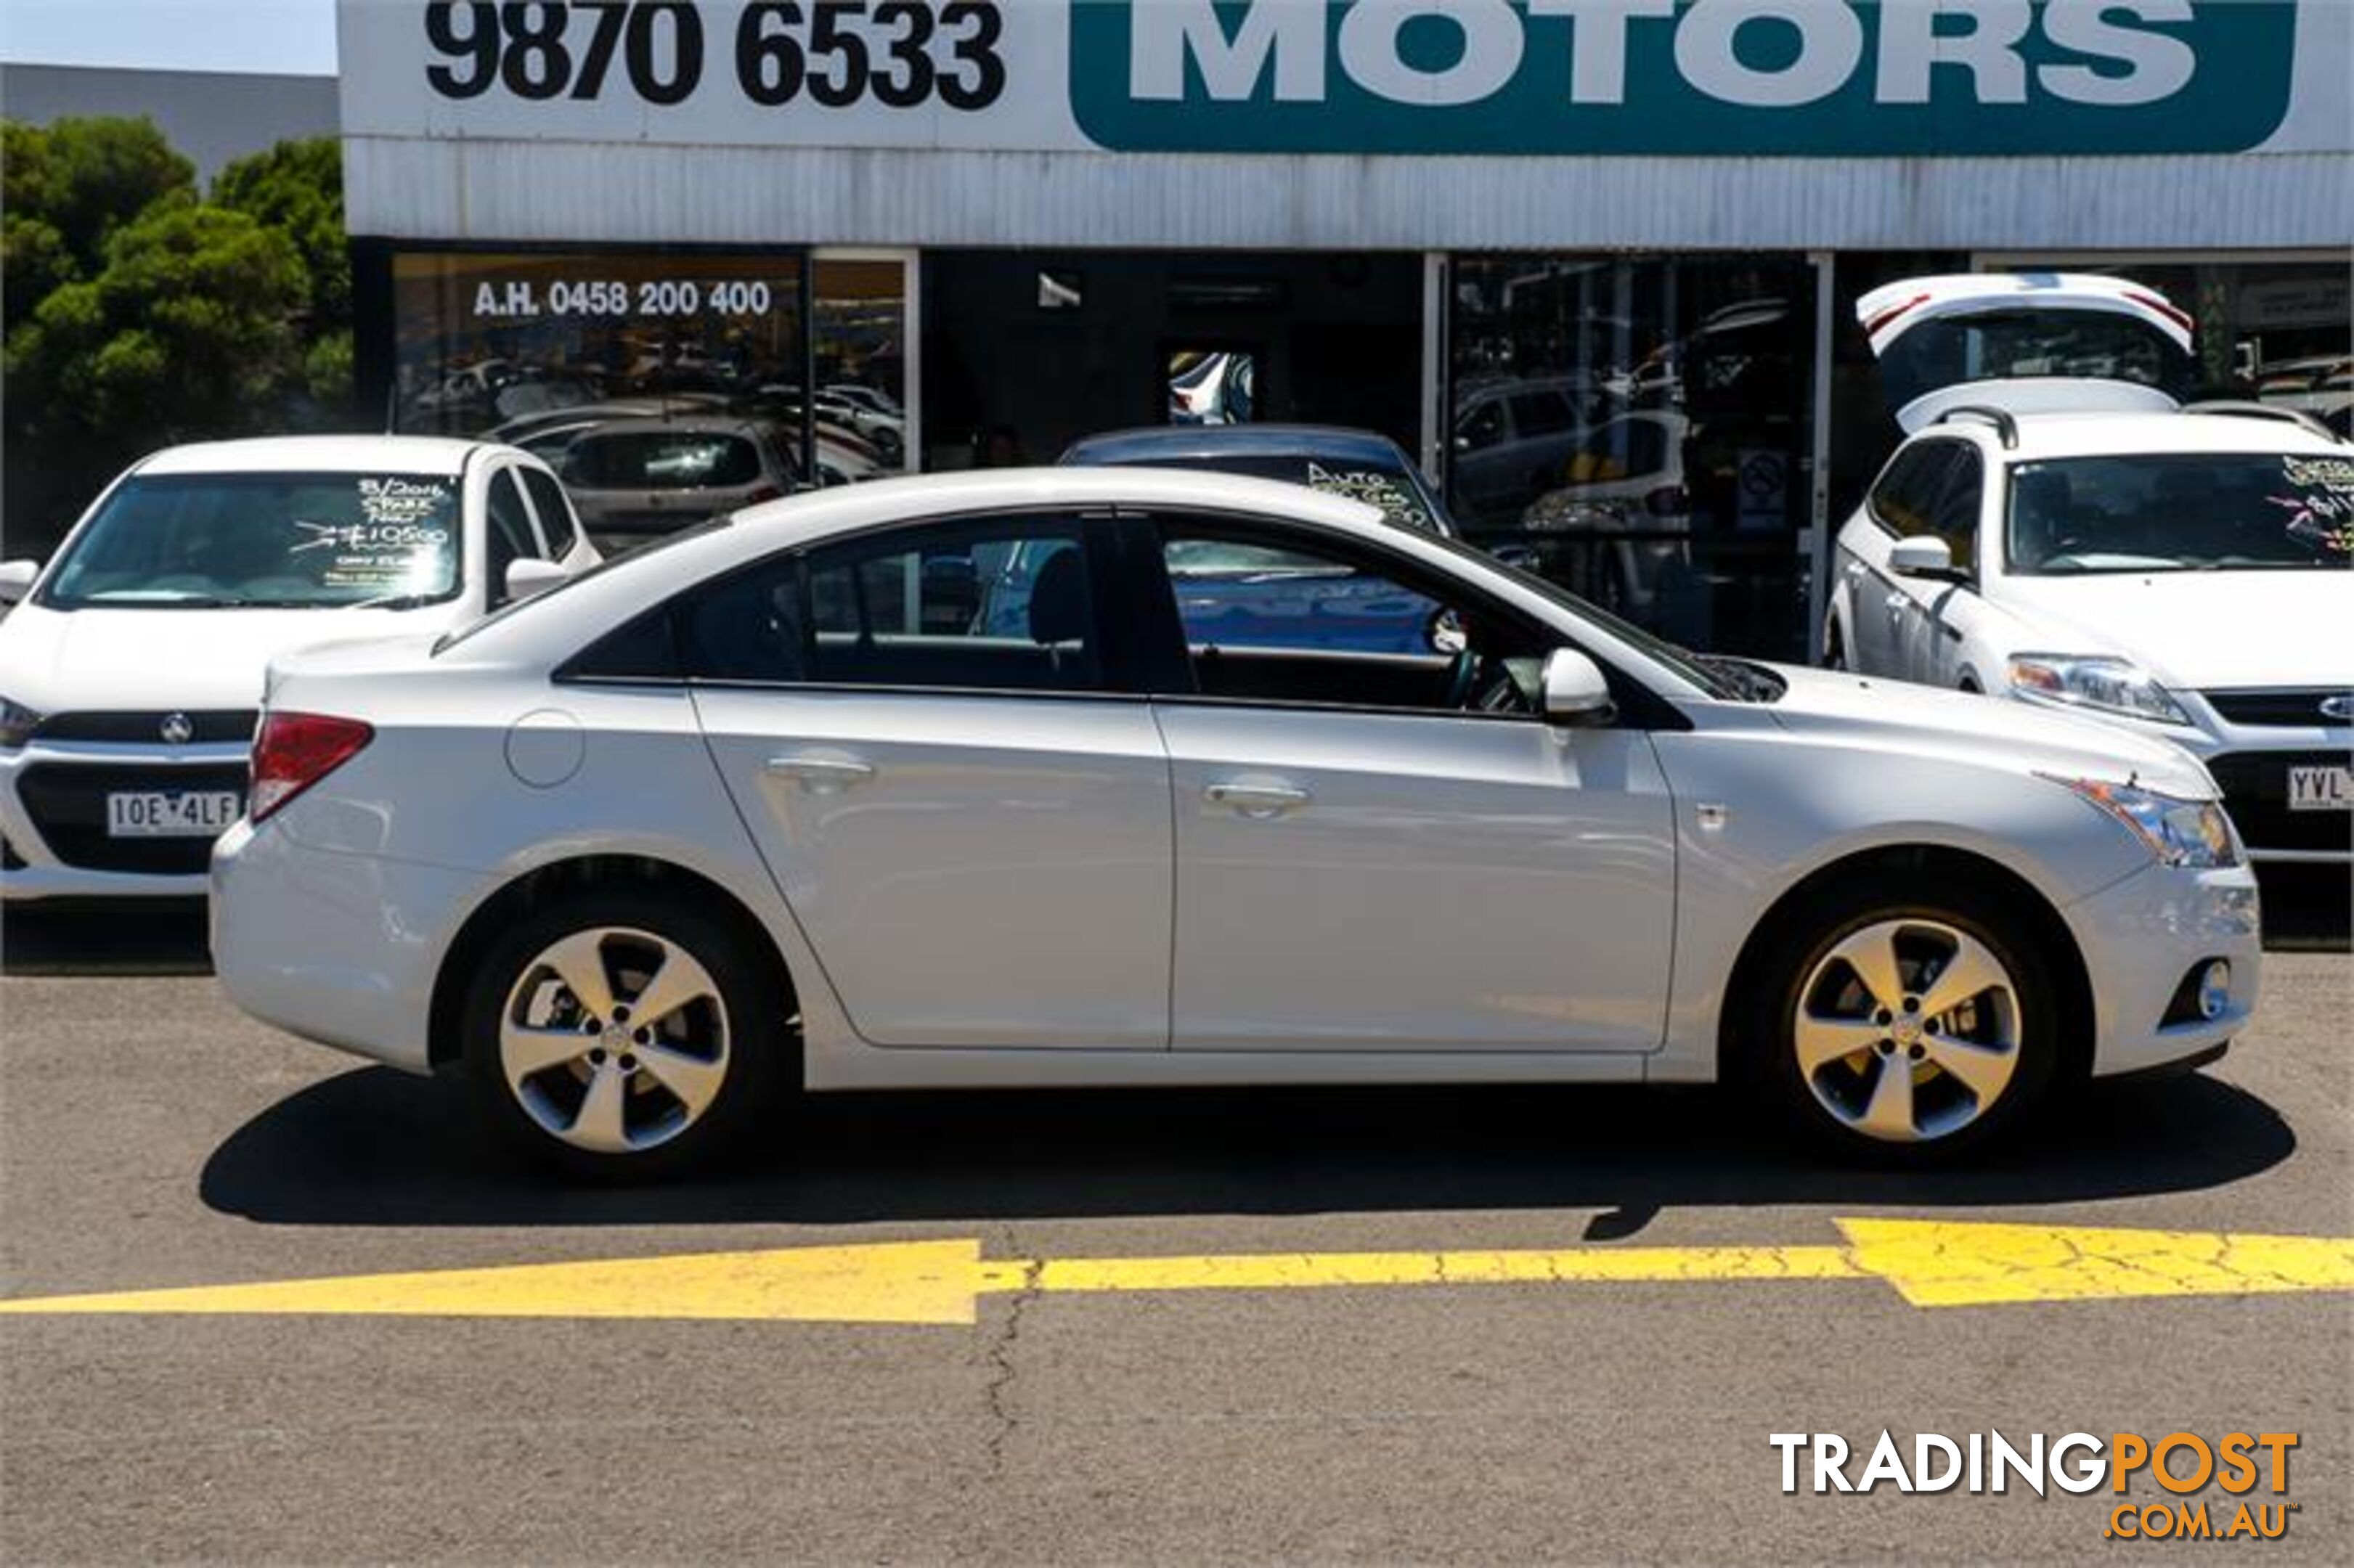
top-left (388, 248), bottom-right (814, 522)
top-left (1449, 255), bottom-right (1817, 661)
top-left (812, 257), bottom-right (912, 475)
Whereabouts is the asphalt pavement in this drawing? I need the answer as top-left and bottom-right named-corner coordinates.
top-left (0, 902), bottom-right (2347, 1564)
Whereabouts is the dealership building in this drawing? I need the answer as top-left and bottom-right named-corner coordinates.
top-left (339, 0), bottom-right (2353, 659)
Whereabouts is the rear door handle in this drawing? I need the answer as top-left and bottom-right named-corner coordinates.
top-left (767, 754), bottom-right (876, 791)
top-left (1205, 779), bottom-right (1311, 818)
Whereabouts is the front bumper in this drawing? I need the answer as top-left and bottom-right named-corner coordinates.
top-left (0, 739), bottom-right (249, 900)
top-left (2066, 860), bottom-right (2264, 1079)
top-left (211, 818), bottom-right (490, 1075)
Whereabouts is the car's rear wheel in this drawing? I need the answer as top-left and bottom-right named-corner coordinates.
top-left (461, 891), bottom-right (784, 1177)
top-left (1754, 892), bottom-right (2058, 1163)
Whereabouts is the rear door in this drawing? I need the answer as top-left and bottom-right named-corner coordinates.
top-left (688, 512), bottom-right (1176, 1050)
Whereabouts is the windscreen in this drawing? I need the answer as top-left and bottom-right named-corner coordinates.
top-left (1878, 309), bottom-right (2197, 418)
top-left (2008, 452), bottom-right (2354, 574)
top-left (40, 472), bottom-right (462, 609)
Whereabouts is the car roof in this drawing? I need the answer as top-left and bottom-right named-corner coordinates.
top-left (136, 435), bottom-right (486, 478)
top-left (1061, 425), bottom-right (1415, 467)
top-left (457, 467), bottom-right (1382, 661)
top-left (1931, 409), bottom-right (2351, 462)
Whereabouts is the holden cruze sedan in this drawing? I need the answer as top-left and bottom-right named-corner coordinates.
top-left (211, 469), bottom-right (2260, 1176)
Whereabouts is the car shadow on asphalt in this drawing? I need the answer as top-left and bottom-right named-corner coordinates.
top-left (197, 1066), bottom-right (2297, 1233)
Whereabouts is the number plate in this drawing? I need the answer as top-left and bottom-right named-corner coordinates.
top-left (2287, 765), bottom-right (2353, 812)
top-left (105, 791), bottom-right (243, 838)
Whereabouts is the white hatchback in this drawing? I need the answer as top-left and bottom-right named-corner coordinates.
top-left (1828, 274), bottom-right (2354, 873)
top-left (0, 436), bottom-right (598, 900)
top-left (212, 469), bottom-right (2260, 1176)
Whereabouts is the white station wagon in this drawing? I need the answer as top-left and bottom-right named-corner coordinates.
top-left (212, 470), bottom-right (2259, 1175)
top-left (1829, 274), bottom-right (2354, 873)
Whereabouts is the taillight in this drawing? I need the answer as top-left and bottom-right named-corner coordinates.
top-left (1862, 293), bottom-right (1931, 338)
top-left (248, 711), bottom-right (373, 824)
top-left (2124, 290), bottom-right (2195, 335)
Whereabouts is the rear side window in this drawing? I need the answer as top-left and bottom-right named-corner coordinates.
top-left (805, 517), bottom-right (1102, 692)
top-left (566, 433), bottom-right (762, 490)
top-left (520, 466), bottom-right (581, 555)
top-left (660, 515), bottom-right (1106, 693)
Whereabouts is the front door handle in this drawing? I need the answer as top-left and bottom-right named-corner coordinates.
top-left (1205, 779), bottom-right (1312, 818)
top-left (767, 754), bottom-right (876, 792)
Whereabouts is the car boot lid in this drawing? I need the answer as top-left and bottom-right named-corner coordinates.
top-left (1860, 273), bottom-right (2196, 435)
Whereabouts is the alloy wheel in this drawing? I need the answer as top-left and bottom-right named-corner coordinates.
top-left (497, 926), bottom-right (731, 1155)
top-left (1791, 918), bottom-right (2022, 1144)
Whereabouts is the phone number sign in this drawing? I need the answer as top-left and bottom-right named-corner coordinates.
top-left (348, 1), bottom-right (2316, 158)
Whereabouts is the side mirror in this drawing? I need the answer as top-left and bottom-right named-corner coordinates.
top-left (0, 560), bottom-right (38, 605)
top-left (1541, 647), bottom-right (1616, 727)
top-left (1889, 536), bottom-right (1957, 578)
top-left (503, 558), bottom-right (569, 604)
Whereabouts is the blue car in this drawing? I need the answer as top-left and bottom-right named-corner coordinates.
top-left (1058, 425), bottom-right (1458, 656)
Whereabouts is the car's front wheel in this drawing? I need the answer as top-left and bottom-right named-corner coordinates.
top-left (461, 891), bottom-right (785, 1177)
top-left (1754, 891), bottom-right (2058, 1163)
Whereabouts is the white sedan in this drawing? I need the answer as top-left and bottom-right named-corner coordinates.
top-left (213, 470), bottom-right (2259, 1175)
top-left (0, 436), bottom-right (597, 900)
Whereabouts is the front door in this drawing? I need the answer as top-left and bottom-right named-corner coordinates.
top-left (688, 513), bottom-right (1173, 1049)
top-left (1135, 513), bottom-right (1677, 1053)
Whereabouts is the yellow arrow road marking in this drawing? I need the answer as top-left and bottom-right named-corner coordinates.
top-left (1, 1222), bottom-right (2347, 1326)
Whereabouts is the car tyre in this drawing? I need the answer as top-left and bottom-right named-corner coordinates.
top-left (461, 889), bottom-right (787, 1180)
top-left (1747, 883), bottom-right (2059, 1166)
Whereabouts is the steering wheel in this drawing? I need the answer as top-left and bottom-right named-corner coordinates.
top-left (1443, 645), bottom-right (1483, 709)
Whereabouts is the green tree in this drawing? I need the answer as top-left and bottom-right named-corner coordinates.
top-left (2, 118), bottom-right (354, 555)
top-left (1, 117), bottom-right (195, 335)
top-left (12, 199), bottom-right (307, 438)
top-left (213, 136), bottom-right (349, 333)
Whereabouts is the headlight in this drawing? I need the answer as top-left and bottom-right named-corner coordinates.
top-left (2055, 776), bottom-right (2241, 868)
top-left (2007, 654), bottom-right (2191, 727)
top-left (0, 696), bottom-right (41, 748)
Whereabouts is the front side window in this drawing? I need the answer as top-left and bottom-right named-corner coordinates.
top-left (1928, 446), bottom-right (1984, 571)
top-left (1868, 443), bottom-right (1960, 537)
top-left (41, 472), bottom-right (462, 610)
top-left (520, 467), bottom-right (580, 555)
top-left (2008, 452), bottom-right (2354, 574)
top-left (1153, 519), bottom-right (1544, 715)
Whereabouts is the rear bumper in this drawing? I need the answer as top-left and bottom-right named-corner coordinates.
top-left (2067, 861), bottom-right (2263, 1078)
top-left (210, 819), bottom-right (486, 1074)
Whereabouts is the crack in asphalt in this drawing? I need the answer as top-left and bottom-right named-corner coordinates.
top-left (980, 1257), bottom-right (1042, 1483)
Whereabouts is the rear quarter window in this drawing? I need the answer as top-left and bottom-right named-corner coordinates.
top-left (566, 433), bottom-right (762, 490)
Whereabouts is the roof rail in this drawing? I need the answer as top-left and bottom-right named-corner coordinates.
top-left (2181, 400), bottom-right (2342, 443)
top-left (1935, 404), bottom-right (2020, 449)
